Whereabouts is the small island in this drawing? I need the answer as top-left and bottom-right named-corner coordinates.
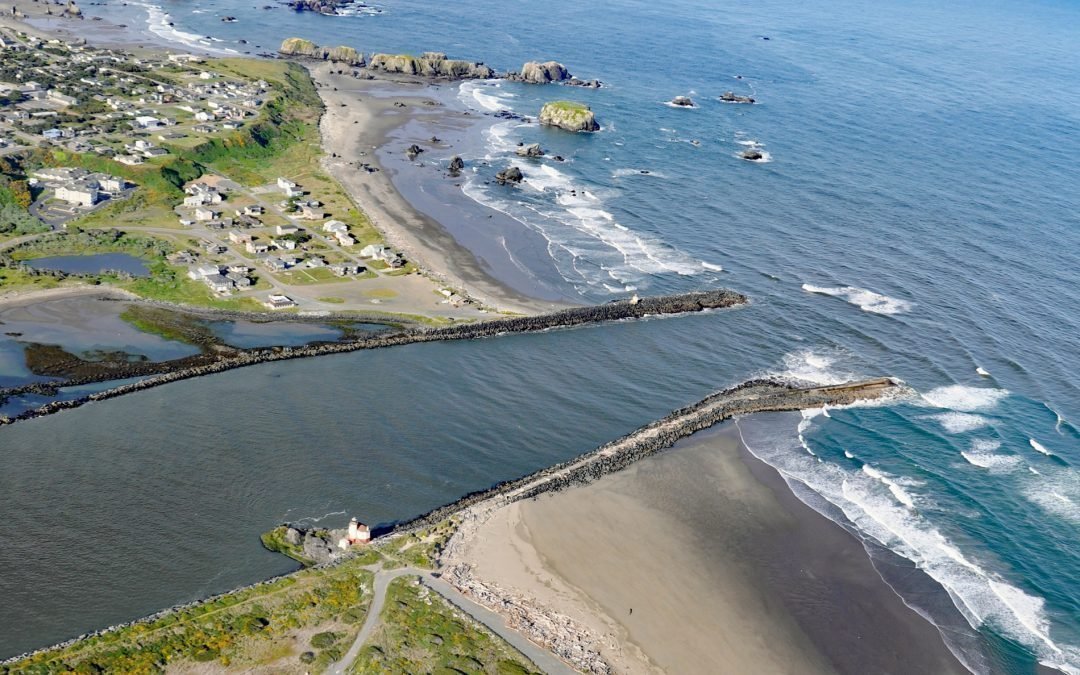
top-left (539, 101), bottom-right (600, 132)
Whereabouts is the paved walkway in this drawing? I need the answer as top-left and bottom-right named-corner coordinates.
top-left (328, 565), bottom-right (577, 675)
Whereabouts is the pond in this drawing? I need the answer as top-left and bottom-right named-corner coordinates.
top-left (24, 253), bottom-right (151, 277)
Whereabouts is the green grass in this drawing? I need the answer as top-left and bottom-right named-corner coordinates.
top-left (260, 526), bottom-right (318, 567)
top-left (118, 305), bottom-right (220, 348)
top-left (4, 560), bottom-right (374, 674)
top-left (318, 296), bottom-right (346, 304)
top-left (349, 576), bottom-right (540, 675)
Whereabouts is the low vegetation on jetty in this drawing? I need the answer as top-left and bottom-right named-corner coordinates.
top-left (0, 290), bottom-right (746, 426)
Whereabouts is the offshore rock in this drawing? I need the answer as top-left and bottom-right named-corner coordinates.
top-left (670, 95), bottom-right (695, 107)
top-left (720, 90), bottom-right (756, 104)
top-left (496, 166), bottom-right (524, 185)
top-left (448, 156), bottom-right (465, 174)
top-left (515, 143), bottom-right (544, 158)
top-left (512, 60), bottom-right (572, 84)
top-left (539, 101), bottom-right (600, 132)
top-left (405, 144), bottom-right (424, 159)
top-left (368, 52), bottom-right (495, 80)
top-left (279, 38), bottom-right (365, 66)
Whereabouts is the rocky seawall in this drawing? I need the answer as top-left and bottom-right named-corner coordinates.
top-left (0, 290), bottom-right (746, 426)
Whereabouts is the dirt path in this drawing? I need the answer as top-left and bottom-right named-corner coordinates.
top-left (329, 564), bottom-right (577, 675)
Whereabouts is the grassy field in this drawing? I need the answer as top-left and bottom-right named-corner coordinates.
top-left (3, 561), bottom-right (375, 674)
top-left (350, 576), bottom-right (541, 675)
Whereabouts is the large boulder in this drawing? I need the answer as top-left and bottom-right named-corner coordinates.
top-left (448, 156), bottom-right (465, 174)
top-left (719, 91), bottom-right (755, 104)
top-left (515, 143), bottom-right (544, 158)
top-left (539, 101), bottom-right (600, 132)
top-left (670, 96), bottom-right (695, 107)
top-left (496, 166), bottom-right (524, 185)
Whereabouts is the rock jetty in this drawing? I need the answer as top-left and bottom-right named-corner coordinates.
top-left (0, 291), bottom-right (746, 426)
top-left (539, 101), bottom-right (600, 132)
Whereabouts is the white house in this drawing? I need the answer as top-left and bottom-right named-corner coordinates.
top-left (263, 294), bottom-right (297, 310)
top-left (275, 224), bottom-right (298, 235)
top-left (55, 185), bottom-right (98, 207)
top-left (334, 232), bottom-right (355, 247)
top-left (193, 207), bottom-right (219, 221)
top-left (187, 264), bottom-right (220, 280)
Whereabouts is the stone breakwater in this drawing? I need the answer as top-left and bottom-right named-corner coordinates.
top-left (0, 375), bottom-right (899, 668)
top-left (392, 377), bottom-right (904, 536)
top-left (407, 377), bottom-right (905, 673)
top-left (0, 290), bottom-right (745, 426)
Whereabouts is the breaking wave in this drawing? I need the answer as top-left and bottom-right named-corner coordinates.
top-left (921, 385), bottom-right (1009, 412)
top-left (802, 283), bottom-right (915, 315)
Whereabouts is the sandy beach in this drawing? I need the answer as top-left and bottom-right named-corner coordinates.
top-left (445, 423), bottom-right (970, 674)
top-left (311, 63), bottom-right (570, 316)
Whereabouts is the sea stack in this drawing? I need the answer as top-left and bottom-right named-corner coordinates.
top-left (514, 61), bottom-right (572, 84)
top-left (279, 38), bottom-right (365, 66)
top-left (539, 101), bottom-right (600, 132)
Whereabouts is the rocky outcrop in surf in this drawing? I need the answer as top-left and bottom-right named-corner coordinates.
top-left (515, 142), bottom-right (544, 158)
top-left (368, 52), bottom-right (495, 80)
top-left (670, 95), bottom-right (695, 107)
top-left (0, 291), bottom-right (747, 426)
top-left (720, 91), bottom-right (755, 104)
top-left (510, 61), bottom-right (571, 84)
top-left (279, 38), bottom-right (365, 66)
top-left (496, 166), bottom-right (524, 184)
top-left (539, 101), bottom-right (600, 132)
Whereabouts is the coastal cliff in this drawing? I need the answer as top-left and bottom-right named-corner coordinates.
top-left (539, 101), bottom-right (600, 132)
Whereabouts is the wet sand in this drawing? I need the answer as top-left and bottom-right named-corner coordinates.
top-left (456, 424), bottom-right (969, 674)
top-left (311, 63), bottom-right (572, 315)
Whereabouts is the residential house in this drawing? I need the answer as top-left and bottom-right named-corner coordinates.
top-left (194, 207), bottom-right (219, 221)
top-left (187, 264), bottom-right (220, 280)
top-left (263, 294), bottom-right (297, 310)
top-left (275, 223), bottom-right (298, 235)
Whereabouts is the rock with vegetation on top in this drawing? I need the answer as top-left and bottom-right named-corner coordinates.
top-left (539, 101), bottom-right (600, 132)
top-left (368, 52), bottom-right (495, 80)
top-left (279, 38), bottom-right (365, 66)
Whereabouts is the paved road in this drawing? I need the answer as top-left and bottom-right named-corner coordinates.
top-left (329, 565), bottom-right (577, 675)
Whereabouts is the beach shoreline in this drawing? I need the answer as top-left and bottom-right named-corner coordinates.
top-left (310, 62), bottom-right (575, 315)
top-left (442, 422), bottom-right (973, 674)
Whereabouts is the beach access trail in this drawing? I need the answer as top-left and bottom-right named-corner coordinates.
top-left (328, 564), bottom-right (576, 675)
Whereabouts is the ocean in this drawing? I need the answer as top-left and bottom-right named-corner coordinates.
top-left (3, 0), bottom-right (1079, 670)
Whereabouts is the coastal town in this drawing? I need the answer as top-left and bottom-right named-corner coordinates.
top-left (0, 25), bottom-right (486, 320)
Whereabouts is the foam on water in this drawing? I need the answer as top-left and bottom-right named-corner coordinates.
top-left (922, 385), bottom-right (1009, 412)
top-left (961, 440), bottom-right (1023, 471)
top-left (1030, 438), bottom-right (1055, 457)
top-left (802, 283), bottom-right (915, 315)
top-left (459, 80), bottom-right (515, 113)
top-left (768, 349), bottom-right (855, 386)
top-left (928, 412), bottom-right (992, 434)
top-left (738, 419), bottom-right (1080, 672)
top-left (137, 1), bottom-right (235, 54)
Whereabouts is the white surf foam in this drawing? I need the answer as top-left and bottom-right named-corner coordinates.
top-left (1029, 438), bottom-right (1054, 457)
top-left (927, 412), bottom-right (991, 434)
top-left (802, 283), bottom-right (914, 315)
top-left (462, 140), bottom-right (710, 290)
top-left (136, 1), bottom-right (235, 55)
top-left (768, 349), bottom-right (855, 387)
top-left (844, 450), bottom-right (856, 459)
top-left (737, 419), bottom-right (1080, 671)
top-left (961, 440), bottom-right (1023, 471)
top-left (459, 80), bottom-right (515, 113)
top-left (612, 168), bottom-right (668, 179)
top-left (922, 385), bottom-right (1009, 412)
top-left (976, 366), bottom-right (991, 377)
top-left (1025, 470), bottom-right (1080, 524)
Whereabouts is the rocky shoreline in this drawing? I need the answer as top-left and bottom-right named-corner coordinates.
top-left (0, 290), bottom-right (746, 425)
